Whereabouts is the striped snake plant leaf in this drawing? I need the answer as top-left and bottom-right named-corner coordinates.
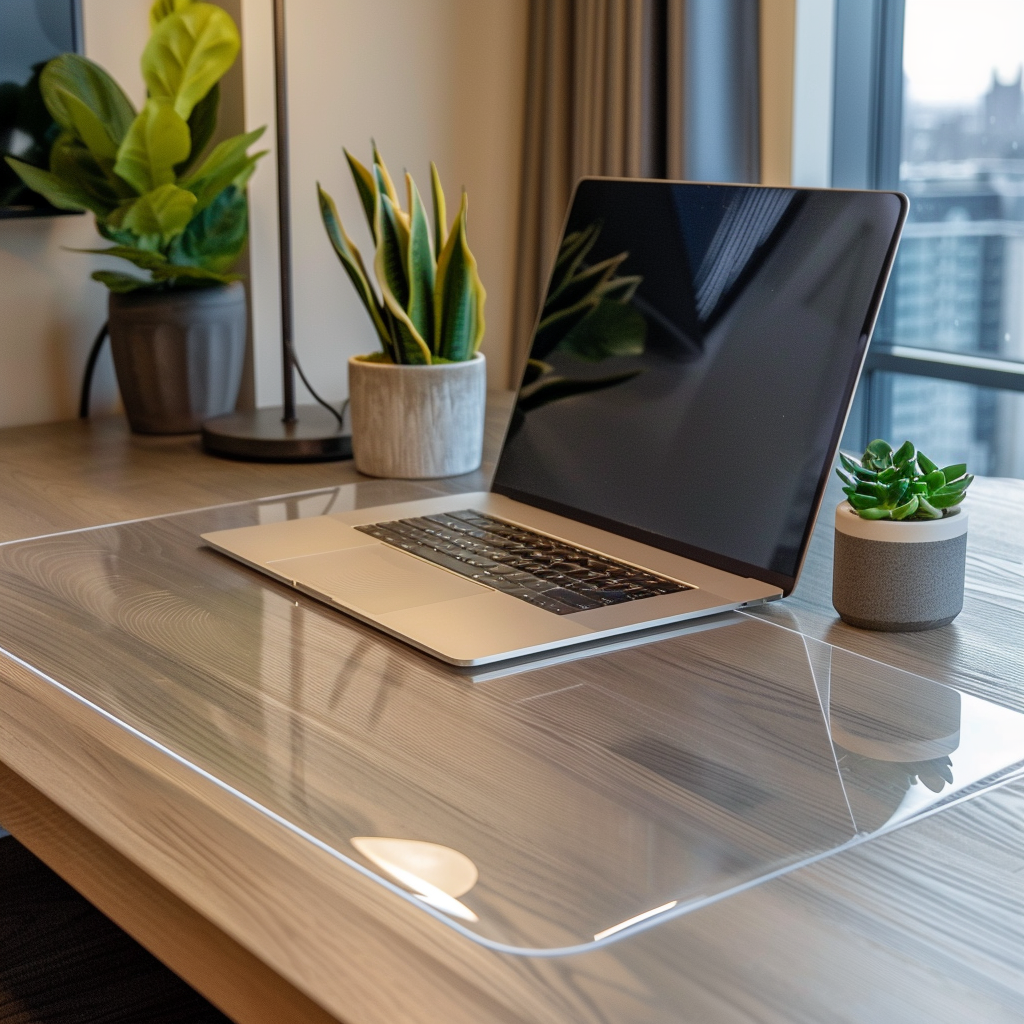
top-left (317, 183), bottom-right (394, 359)
top-left (114, 97), bottom-right (192, 194)
top-left (371, 140), bottom-right (401, 209)
top-left (434, 192), bottom-right (485, 361)
top-left (142, 2), bottom-right (240, 120)
top-left (430, 161), bottom-right (447, 256)
top-left (344, 148), bottom-right (377, 240)
top-left (374, 182), bottom-right (430, 363)
top-left (405, 172), bottom-right (436, 352)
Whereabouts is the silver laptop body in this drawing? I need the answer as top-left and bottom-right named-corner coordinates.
top-left (204, 179), bottom-right (906, 666)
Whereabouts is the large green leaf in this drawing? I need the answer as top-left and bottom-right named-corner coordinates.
top-left (433, 192), bottom-right (484, 361)
top-left (344, 148), bottom-right (377, 240)
top-left (180, 127), bottom-right (265, 211)
top-left (40, 55), bottom-right (136, 145)
top-left (169, 184), bottom-right (247, 273)
top-left (150, 0), bottom-right (193, 29)
top-left (114, 98), bottom-right (191, 194)
top-left (318, 183), bottom-right (394, 358)
top-left (75, 244), bottom-right (171, 270)
top-left (51, 131), bottom-right (132, 206)
top-left (176, 81), bottom-right (218, 175)
top-left (91, 270), bottom-right (154, 292)
top-left (54, 89), bottom-right (119, 165)
top-left (405, 172), bottom-right (435, 351)
top-left (4, 155), bottom-right (102, 213)
top-left (142, 3), bottom-right (240, 120)
top-left (120, 183), bottom-right (197, 243)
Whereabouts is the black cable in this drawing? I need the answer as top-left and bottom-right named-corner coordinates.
top-left (79, 321), bottom-right (109, 419)
top-left (284, 337), bottom-right (347, 429)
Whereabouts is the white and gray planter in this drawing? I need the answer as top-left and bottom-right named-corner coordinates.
top-left (108, 282), bottom-right (247, 435)
top-left (348, 352), bottom-right (486, 479)
top-left (832, 501), bottom-right (968, 631)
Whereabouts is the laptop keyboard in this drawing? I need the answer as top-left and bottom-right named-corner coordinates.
top-left (355, 510), bottom-right (692, 615)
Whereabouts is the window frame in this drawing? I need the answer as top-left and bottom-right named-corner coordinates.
top-left (831, 0), bottom-right (1024, 450)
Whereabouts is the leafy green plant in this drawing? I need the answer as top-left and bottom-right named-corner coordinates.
top-left (4, 0), bottom-right (265, 292)
top-left (317, 144), bottom-right (485, 364)
top-left (837, 439), bottom-right (973, 520)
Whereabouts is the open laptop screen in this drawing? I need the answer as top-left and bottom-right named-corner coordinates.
top-left (492, 179), bottom-right (906, 592)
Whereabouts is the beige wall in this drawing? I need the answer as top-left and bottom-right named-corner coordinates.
top-left (241, 0), bottom-right (529, 407)
top-left (0, 0), bottom-right (528, 428)
top-left (0, 1), bottom-right (150, 428)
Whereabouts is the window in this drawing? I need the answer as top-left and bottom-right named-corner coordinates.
top-left (834, 0), bottom-right (1024, 476)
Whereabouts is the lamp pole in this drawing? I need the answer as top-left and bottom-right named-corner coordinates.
top-left (200, 0), bottom-right (351, 461)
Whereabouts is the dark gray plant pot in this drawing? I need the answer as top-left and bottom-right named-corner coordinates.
top-left (832, 501), bottom-right (968, 631)
top-left (108, 282), bottom-right (247, 435)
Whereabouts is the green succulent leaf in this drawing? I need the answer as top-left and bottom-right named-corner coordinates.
top-left (847, 492), bottom-right (880, 510)
top-left (859, 507), bottom-right (893, 520)
top-left (836, 468), bottom-right (856, 487)
top-left (940, 463), bottom-right (967, 484)
top-left (91, 269), bottom-right (153, 292)
top-left (917, 451), bottom-right (938, 475)
top-left (886, 479), bottom-right (910, 505)
top-left (893, 440), bottom-right (916, 467)
top-left (839, 452), bottom-right (862, 475)
top-left (891, 494), bottom-right (920, 520)
top-left (916, 496), bottom-right (943, 519)
top-left (877, 466), bottom-right (899, 483)
top-left (142, 2), bottom-right (240, 120)
top-left (924, 469), bottom-right (945, 492)
top-left (40, 54), bottom-right (136, 145)
top-left (929, 490), bottom-right (967, 509)
top-left (120, 183), bottom-right (197, 243)
top-left (114, 98), bottom-right (191, 194)
top-left (864, 438), bottom-right (893, 463)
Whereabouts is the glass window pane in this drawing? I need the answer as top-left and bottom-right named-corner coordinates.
top-left (872, 372), bottom-right (1024, 478)
top-left (894, 0), bottom-right (1024, 365)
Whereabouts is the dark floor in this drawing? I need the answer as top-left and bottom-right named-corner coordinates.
top-left (0, 836), bottom-right (231, 1023)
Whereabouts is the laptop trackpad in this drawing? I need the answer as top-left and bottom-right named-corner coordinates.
top-left (268, 544), bottom-right (485, 615)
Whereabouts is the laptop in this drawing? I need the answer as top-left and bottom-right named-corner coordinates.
top-left (204, 178), bottom-right (907, 666)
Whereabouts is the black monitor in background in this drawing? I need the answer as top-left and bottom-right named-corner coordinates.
top-left (1, 0), bottom-right (82, 218)
top-left (493, 178), bottom-right (907, 594)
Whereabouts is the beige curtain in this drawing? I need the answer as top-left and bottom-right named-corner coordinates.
top-left (510, 0), bottom-right (686, 383)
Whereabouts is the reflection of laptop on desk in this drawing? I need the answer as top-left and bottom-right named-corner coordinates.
top-left (204, 179), bottom-right (907, 666)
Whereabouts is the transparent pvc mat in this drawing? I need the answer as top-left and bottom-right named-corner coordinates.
top-left (1, 491), bottom-right (1023, 955)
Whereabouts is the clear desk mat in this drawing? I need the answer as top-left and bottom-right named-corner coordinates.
top-left (1, 487), bottom-right (1022, 955)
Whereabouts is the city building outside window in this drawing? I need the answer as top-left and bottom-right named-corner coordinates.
top-left (835, 0), bottom-right (1024, 477)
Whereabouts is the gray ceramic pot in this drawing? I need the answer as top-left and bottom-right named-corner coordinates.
top-left (348, 353), bottom-right (486, 478)
top-left (108, 282), bottom-right (247, 435)
top-left (832, 501), bottom-right (968, 631)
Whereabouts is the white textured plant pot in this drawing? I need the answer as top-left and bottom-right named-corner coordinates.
top-left (348, 353), bottom-right (486, 479)
top-left (832, 501), bottom-right (968, 631)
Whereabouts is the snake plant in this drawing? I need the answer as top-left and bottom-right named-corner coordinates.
top-left (837, 439), bottom-right (973, 520)
top-left (5, 0), bottom-right (265, 292)
top-left (318, 145), bottom-right (485, 364)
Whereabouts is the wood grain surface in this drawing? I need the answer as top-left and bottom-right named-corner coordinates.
top-left (0, 400), bottom-right (1023, 1023)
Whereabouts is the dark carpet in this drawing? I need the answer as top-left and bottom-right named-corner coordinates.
top-left (0, 836), bottom-right (231, 1023)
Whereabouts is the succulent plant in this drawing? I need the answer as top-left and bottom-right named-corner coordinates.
top-left (4, 0), bottom-right (265, 292)
top-left (317, 145), bottom-right (485, 364)
top-left (836, 439), bottom-right (973, 521)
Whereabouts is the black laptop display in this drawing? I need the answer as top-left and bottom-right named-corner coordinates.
top-left (494, 180), bottom-right (907, 592)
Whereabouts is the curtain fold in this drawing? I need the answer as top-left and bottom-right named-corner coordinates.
top-left (511, 0), bottom-right (760, 383)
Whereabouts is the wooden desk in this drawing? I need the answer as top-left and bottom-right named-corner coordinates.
top-left (0, 401), bottom-right (1023, 1024)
